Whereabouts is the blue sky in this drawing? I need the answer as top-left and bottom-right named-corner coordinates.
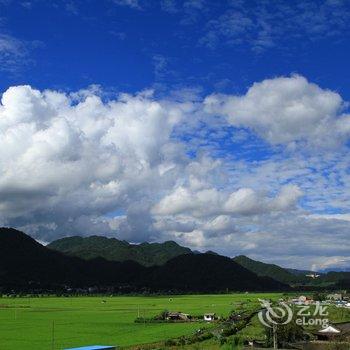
top-left (2, 0), bottom-right (350, 96)
top-left (0, 0), bottom-right (350, 270)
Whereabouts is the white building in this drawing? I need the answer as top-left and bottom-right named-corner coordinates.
top-left (204, 313), bottom-right (216, 321)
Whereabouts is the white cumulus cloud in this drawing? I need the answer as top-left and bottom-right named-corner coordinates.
top-left (204, 75), bottom-right (350, 148)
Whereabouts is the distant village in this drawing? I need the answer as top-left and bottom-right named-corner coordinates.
top-left (131, 292), bottom-right (350, 349)
top-left (290, 292), bottom-right (350, 308)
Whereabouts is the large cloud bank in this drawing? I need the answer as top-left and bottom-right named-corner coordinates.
top-left (1, 75), bottom-right (349, 270)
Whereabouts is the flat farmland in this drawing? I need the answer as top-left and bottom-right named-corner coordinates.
top-left (0, 293), bottom-right (281, 349)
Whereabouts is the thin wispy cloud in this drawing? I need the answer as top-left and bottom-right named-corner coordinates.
top-left (160, 0), bottom-right (178, 13)
top-left (199, 0), bottom-right (350, 52)
top-left (0, 34), bottom-right (29, 72)
top-left (112, 0), bottom-right (141, 9)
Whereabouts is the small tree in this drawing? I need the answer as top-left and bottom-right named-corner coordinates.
top-left (265, 317), bottom-right (304, 348)
top-left (155, 309), bottom-right (168, 320)
top-left (312, 292), bottom-right (326, 301)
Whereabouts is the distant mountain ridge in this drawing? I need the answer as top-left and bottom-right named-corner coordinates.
top-left (233, 255), bottom-right (350, 288)
top-left (233, 255), bottom-right (306, 284)
top-left (48, 235), bottom-right (192, 266)
top-left (319, 267), bottom-right (350, 273)
top-left (286, 268), bottom-right (317, 276)
top-left (0, 227), bottom-right (287, 292)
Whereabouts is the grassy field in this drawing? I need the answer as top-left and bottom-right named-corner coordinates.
top-left (0, 293), bottom-right (281, 349)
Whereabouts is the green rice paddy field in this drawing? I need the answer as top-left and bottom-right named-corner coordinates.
top-left (0, 293), bottom-right (281, 349)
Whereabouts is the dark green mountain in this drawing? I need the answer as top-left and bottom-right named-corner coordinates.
top-left (286, 268), bottom-right (317, 276)
top-left (233, 255), bottom-right (350, 288)
top-left (0, 227), bottom-right (145, 289)
top-left (48, 235), bottom-right (192, 266)
top-left (1, 228), bottom-right (288, 292)
top-left (310, 271), bottom-right (350, 287)
top-left (233, 255), bottom-right (307, 284)
top-left (144, 253), bottom-right (288, 292)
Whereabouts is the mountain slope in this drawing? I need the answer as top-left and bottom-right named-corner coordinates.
top-left (286, 268), bottom-right (317, 276)
top-left (48, 235), bottom-right (192, 266)
top-left (0, 227), bottom-right (145, 287)
top-left (233, 255), bottom-right (350, 287)
top-left (0, 228), bottom-right (287, 292)
top-left (146, 253), bottom-right (288, 292)
top-left (311, 271), bottom-right (350, 287)
top-left (233, 255), bottom-right (306, 284)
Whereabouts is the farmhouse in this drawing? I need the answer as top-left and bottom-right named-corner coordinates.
top-left (293, 295), bottom-right (313, 305)
top-left (316, 323), bottom-right (350, 341)
top-left (204, 313), bottom-right (216, 321)
top-left (166, 312), bottom-right (190, 321)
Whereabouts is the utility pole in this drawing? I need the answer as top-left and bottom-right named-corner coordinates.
top-left (51, 321), bottom-right (55, 350)
top-left (273, 324), bottom-right (278, 349)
